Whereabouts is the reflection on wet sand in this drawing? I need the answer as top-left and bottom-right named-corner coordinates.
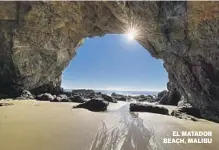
top-left (0, 100), bottom-right (219, 150)
top-left (90, 109), bottom-right (179, 150)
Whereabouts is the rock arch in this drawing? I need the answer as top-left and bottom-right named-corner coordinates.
top-left (0, 1), bottom-right (219, 122)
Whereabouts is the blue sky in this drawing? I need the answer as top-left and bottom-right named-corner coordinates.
top-left (62, 34), bottom-right (168, 91)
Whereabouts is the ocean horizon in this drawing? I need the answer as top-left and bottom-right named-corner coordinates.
top-left (64, 89), bottom-right (160, 96)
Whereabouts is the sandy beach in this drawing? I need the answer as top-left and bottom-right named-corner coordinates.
top-left (0, 100), bottom-right (219, 150)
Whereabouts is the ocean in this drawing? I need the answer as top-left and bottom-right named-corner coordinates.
top-left (65, 89), bottom-right (159, 96)
top-left (95, 90), bottom-right (159, 96)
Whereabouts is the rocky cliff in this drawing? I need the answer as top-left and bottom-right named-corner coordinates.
top-left (0, 1), bottom-right (219, 122)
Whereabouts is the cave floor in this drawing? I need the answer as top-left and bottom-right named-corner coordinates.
top-left (0, 100), bottom-right (218, 150)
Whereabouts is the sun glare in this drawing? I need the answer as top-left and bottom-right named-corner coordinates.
top-left (125, 27), bottom-right (138, 40)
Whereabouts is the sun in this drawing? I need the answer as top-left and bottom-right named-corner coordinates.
top-left (125, 27), bottom-right (138, 40)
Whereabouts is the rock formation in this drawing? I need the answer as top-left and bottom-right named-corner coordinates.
top-left (130, 103), bottom-right (169, 115)
top-left (158, 82), bottom-right (181, 106)
top-left (0, 1), bottom-right (219, 122)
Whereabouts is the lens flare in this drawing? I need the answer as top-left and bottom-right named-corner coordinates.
top-left (125, 28), bottom-right (138, 40)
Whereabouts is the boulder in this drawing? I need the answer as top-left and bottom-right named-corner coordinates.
top-left (130, 103), bottom-right (169, 115)
top-left (158, 88), bottom-right (181, 106)
top-left (73, 99), bottom-right (109, 111)
top-left (16, 90), bottom-right (35, 100)
top-left (69, 95), bottom-right (87, 103)
top-left (111, 92), bottom-right (117, 97)
top-left (36, 93), bottom-right (54, 101)
top-left (53, 94), bottom-right (70, 102)
top-left (168, 89), bottom-right (181, 106)
top-left (101, 94), bottom-right (117, 103)
top-left (157, 90), bottom-right (168, 99)
top-left (159, 92), bottom-right (169, 105)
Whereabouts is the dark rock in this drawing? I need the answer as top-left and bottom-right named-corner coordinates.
top-left (171, 103), bottom-right (201, 121)
top-left (16, 90), bottom-right (35, 99)
top-left (31, 77), bottom-right (62, 95)
top-left (111, 92), bottom-right (116, 97)
top-left (111, 93), bottom-right (126, 101)
top-left (73, 99), bottom-right (109, 111)
top-left (117, 97), bottom-right (126, 101)
top-left (157, 90), bottom-right (168, 99)
top-left (69, 95), bottom-right (87, 103)
top-left (135, 95), bottom-right (155, 102)
top-left (36, 93), bottom-right (54, 101)
top-left (171, 110), bottom-right (199, 121)
top-left (177, 106), bottom-right (201, 118)
top-left (130, 103), bottom-right (169, 115)
top-left (63, 91), bottom-right (72, 97)
top-left (158, 88), bottom-right (181, 106)
top-left (159, 92), bottom-right (169, 105)
top-left (168, 89), bottom-right (181, 106)
top-left (72, 89), bottom-right (96, 99)
top-left (101, 94), bottom-right (117, 103)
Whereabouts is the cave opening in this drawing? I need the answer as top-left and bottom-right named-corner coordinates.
top-left (61, 34), bottom-right (168, 95)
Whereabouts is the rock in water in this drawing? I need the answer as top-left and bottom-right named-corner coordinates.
top-left (69, 95), bottom-right (87, 103)
top-left (73, 99), bottom-right (109, 111)
top-left (36, 93), bottom-right (54, 101)
top-left (130, 103), bottom-right (169, 115)
top-left (101, 94), bottom-right (117, 103)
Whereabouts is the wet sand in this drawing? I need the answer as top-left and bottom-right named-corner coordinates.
top-left (0, 100), bottom-right (218, 150)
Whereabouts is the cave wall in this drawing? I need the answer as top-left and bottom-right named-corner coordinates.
top-left (0, 1), bottom-right (219, 122)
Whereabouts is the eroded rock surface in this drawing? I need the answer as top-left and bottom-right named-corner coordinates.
top-left (16, 90), bottom-right (35, 100)
top-left (0, 1), bottom-right (219, 122)
top-left (130, 103), bottom-right (169, 115)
